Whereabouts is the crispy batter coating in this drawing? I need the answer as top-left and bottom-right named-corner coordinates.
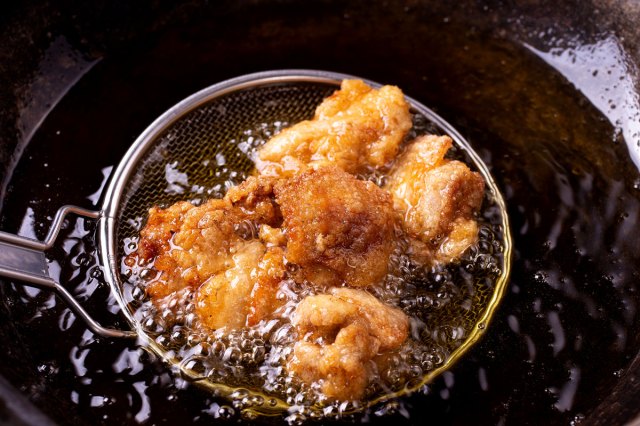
top-left (195, 240), bottom-right (265, 330)
top-left (225, 175), bottom-right (281, 222)
top-left (275, 166), bottom-right (397, 288)
top-left (246, 246), bottom-right (287, 326)
top-left (256, 79), bottom-right (411, 176)
top-left (132, 175), bottom-right (285, 328)
top-left (194, 242), bottom-right (288, 330)
top-left (385, 135), bottom-right (485, 264)
top-left (289, 288), bottom-right (409, 401)
top-left (135, 198), bottom-right (242, 299)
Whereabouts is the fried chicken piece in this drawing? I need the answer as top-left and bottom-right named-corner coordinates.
top-left (274, 166), bottom-right (396, 288)
top-left (194, 241), bottom-right (288, 330)
top-left (132, 174), bottom-right (281, 300)
top-left (384, 135), bottom-right (485, 264)
top-left (134, 198), bottom-right (241, 299)
top-left (258, 224), bottom-right (286, 247)
top-left (195, 240), bottom-right (266, 330)
top-left (288, 288), bottom-right (409, 401)
top-left (247, 246), bottom-right (287, 326)
top-left (135, 200), bottom-right (196, 263)
top-left (292, 321), bottom-right (375, 401)
top-left (256, 79), bottom-right (411, 176)
top-left (225, 174), bottom-right (281, 223)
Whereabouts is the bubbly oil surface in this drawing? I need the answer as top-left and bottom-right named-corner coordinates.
top-left (1, 7), bottom-right (640, 426)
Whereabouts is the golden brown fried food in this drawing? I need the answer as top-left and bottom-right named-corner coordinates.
top-left (195, 240), bottom-right (266, 330)
top-left (288, 288), bottom-right (409, 401)
top-left (256, 79), bottom-right (411, 176)
top-left (246, 246), bottom-right (287, 326)
top-left (135, 200), bottom-right (196, 264)
top-left (385, 135), bottom-right (485, 264)
top-left (194, 242), bottom-right (288, 330)
top-left (225, 174), bottom-right (281, 222)
top-left (132, 175), bottom-right (281, 303)
top-left (258, 224), bottom-right (286, 247)
top-left (135, 198), bottom-right (242, 299)
top-left (274, 166), bottom-right (397, 288)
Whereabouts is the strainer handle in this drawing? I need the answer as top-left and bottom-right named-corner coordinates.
top-left (0, 205), bottom-right (136, 339)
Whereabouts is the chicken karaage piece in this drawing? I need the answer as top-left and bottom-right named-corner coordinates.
top-left (384, 135), bottom-right (485, 264)
top-left (246, 246), bottom-right (287, 327)
top-left (274, 166), bottom-right (397, 288)
top-left (131, 174), bottom-right (286, 328)
top-left (256, 79), bottom-right (412, 176)
top-left (288, 288), bottom-right (409, 401)
top-left (195, 240), bottom-right (266, 330)
top-left (196, 242), bottom-right (287, 329)
top-left (134, 198), bottom-right (243, 299)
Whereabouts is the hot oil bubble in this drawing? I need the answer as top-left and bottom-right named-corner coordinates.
top-left (216, 405), bottom-right (236, 419)
top-left (89, 266), bottom-right (104, 280)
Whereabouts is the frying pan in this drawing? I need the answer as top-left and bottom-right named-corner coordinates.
top-left (1, 0), bottom-right (639, 424)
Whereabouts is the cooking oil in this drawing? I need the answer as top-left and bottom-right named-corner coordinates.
top-left (1, 7), bottom-right (639, 425)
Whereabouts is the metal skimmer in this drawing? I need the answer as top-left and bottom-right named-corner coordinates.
top-left (0, 69), bottom-right (512, 414)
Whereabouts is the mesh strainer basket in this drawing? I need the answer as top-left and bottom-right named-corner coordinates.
top-left (0, 69), bottom-right (512, 415)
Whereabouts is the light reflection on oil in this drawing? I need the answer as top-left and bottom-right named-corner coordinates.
top-left (525, 35), bottom-right (640, 170)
